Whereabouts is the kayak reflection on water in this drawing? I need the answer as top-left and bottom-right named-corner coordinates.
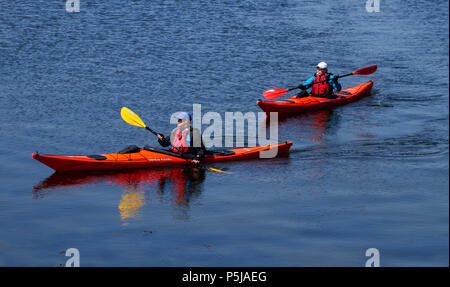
top-left (284, 110), bottom-right (339, 143)
top-left (264, 109), bottom-right (338, 144)
top-left (32, 167), bottom-right (206, 221)
top-left (264, 110), bottom-right (340, 185)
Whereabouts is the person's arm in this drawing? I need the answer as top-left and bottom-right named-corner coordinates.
top-left (297, 76), bottom-right (315, 90)
top-left (329, 75), bottom-right (342, 91)
top-left (157, 133), bottom-right (171, 147)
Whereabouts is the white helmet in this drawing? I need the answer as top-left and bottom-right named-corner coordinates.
top-left (317, 62), bottom-right (328, 69)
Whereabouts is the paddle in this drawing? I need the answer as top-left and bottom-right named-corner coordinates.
top-left (120, 107), bottom-right (230, 174)
top-left (121, 107), bottom-right (159, 135)
top-left (263, 65), bottom-right (377, 99)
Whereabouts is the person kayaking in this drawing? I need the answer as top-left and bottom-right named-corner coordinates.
top-left (156, 112), bottom-right (206, 164)
top-left (295, 62), bottom-right (342, 98)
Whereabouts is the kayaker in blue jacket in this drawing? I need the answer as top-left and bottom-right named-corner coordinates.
top-left (296, 62), bottom-right (342, 98)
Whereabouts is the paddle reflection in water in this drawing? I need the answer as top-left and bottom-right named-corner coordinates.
top-left (32, 167), bottom-right (206, 221)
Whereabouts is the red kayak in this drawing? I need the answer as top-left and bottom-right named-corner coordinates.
top-left (32, 142), bottom-right (293, 171)
top-left (257, 81), bottom-right (373, 114)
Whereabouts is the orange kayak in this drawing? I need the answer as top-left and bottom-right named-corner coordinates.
top-left (32, 142), bottom-right (293, 171)
top-left (257, 81), bottom-right (373, 114)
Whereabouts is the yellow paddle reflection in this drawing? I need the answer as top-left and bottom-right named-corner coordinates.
top-left (118, 185), bottom-right (146, 222)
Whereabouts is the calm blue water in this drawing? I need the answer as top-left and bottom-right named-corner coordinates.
top-left (0, 0), bottom-right (448, 266)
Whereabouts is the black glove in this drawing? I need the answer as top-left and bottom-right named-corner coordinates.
top-left (297, 84), bottom-right (306, 90)
top-left (332, 75), bottom-right (339, 83)
top-left (157, 134), bottom-right (171, 147)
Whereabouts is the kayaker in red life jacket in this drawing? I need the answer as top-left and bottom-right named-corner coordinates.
top-left (296, 62), bottom-right (342, 98)
top-left (156, 112), bottom-right (206, 164)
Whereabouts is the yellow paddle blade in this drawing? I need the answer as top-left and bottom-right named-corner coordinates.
top-left (207, 167), bottom-right (232, 174)
top-left (121, 107), bottom-right (147, 128)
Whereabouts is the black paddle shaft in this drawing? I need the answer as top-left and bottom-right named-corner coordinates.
top-left (145, 126), bottom-right (158, 136)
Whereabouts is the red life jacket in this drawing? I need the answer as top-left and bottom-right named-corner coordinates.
top-left (170, 128), bottom-right (190, 154)
top-left (311, 73), bottom-right (332, 96)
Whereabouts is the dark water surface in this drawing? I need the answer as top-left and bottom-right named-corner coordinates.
top-left (0, 0), bottom-right (448, 266)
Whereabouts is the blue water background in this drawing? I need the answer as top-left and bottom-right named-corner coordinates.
top-left (0, 0), bottom-right (448, 266)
